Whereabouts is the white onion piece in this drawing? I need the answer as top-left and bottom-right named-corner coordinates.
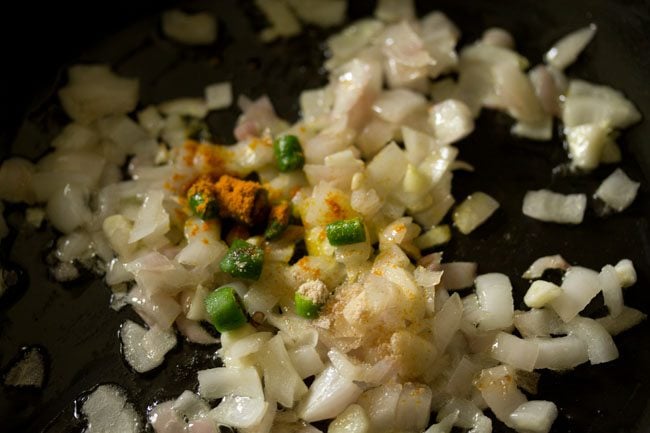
top-left (188, 419), bottom-right (219, 433)
top-left (597, 307), bottom-right (647, 336)
top-left (372, 89), bottom-right (427, 123)
top-left (375, 0), bottom-right (415, 22)
top-left (594, 168), bottom-right (640, 212)
top-left (514, 309), bottom-right (563, 339)
top-left (59, 65), bottom-right (139, 124)
top-left (436, 398), bottom-right (484, 429)
top-left (453, 192), bottom-right (499, 235)
top-left (161, 10), bottom-right (217, 45)
top-left (205, 82), bottom-right (232, 110)
top-left (53, 122), bottom-right (100, 150)
top-left (524, 280), bottom-right (562, 309)
top-left (46, 184), bottom-right (92, 234)
top-left (599, 265), bottom-right (623, 317)
top-left (564, 123), bottom-right (610, 171)
top-left (82, 384), bottom-right (141, 433)
top-left (550, 266), bottom-right (600, 323)
top-left (476, 365), bottom-right (527, 426)
top-left (256, 0), bottom-right (302, 41)
top-left (433, 293), bottom-right (463, 352)
top-left (357, 383), bottom-right (402, 431)
top-left (528, 65), bottom-right (561, 116)
top-left (439, 262), bottom-right (477, 290)
top-left (429, 99), bottom-right (474, 145)
top-left (285, 0), bottom-right (346, 27)
top-left (482, 27), bottom-right (514, 49)
top-left (511, 116), bottom-right (553, 141)
top-left (614, 259), bottom-right (637, 288)
top-left (562, 79), bottom-right (641, 129)
top-left (522, 190), bottom-right (586, 225)
top-left (173, 390), bottom-right (210, 422)
top-left (210, 396), bottom-right (268, 429)
top-left (475, 273), bottom-right (514, 331)
top-left (137, 106), bottom-right (165, 138)
top-left (522, 254), bottom-right (569, 279)
top-left (0, 158), bottom-right (36, 203)
top-left (149, 400), bottom-right (185, 433)
top-left (532, 336), bottom-right (588, 370)
top-left (3, 348), bottom-right (45, 388)
top-left (128, 190), bottom-right (170, 244)
top-left (445, 357), bottom-right (481, 398)
top-left (56, 231), bottom-right (92, 262)
top-left (159, 98), bottom-right (208, 119)
top-left (222, 332), bottom-right (272, 363)
top-left (328, 404), bottom-right (370, 433)
top-left (491, 62), bottom-right (545, 124)
top-left (544, 24), bottom-right (596, 70)
top-left (566, 316), bottom-right (618, 364)
top-left (297, 365), bottom-right (362, 422)
top-left (259, 335), bottom-right (308, 408)
top-left (120, 320), bottom-right (176, 373)
top-left (198, 366), bottom-right (264, 400)
top-left (490, 332), bottom-right (539, 371)
top-left (127, 284), bottom-right (183, 328)
top-left (394, 383), bottom-right (433, 432)
top-left (509, 401), bottom-right (558, 433)
top-left (289, 346), bottom-right (326, 379)
top-left (176, 316), bottom-right (218, 345)
top-left (366, 142), bottom-right (409, 196)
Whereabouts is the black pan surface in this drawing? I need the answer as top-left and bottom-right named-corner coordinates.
top-left (1, 1), bottom-right (649, 432)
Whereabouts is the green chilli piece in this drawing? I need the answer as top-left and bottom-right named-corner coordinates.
top-left (264, 202), bottom-right (291, 240)
top-left (219, 239), bottom-right (264, 280)
top-left (294, 293), bottom-right (322, 319)
top-left (204, 286), bottom-right (247, 332)
top-left (326, 217), bottom-right (366, 246)
top-left (273, 135), bottom-right (305, 172)
top-left (188, 191), bottom-right (219, 220)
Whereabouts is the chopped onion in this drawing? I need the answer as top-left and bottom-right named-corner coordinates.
top-left (176, 316), bottom-right (219, 345)
top-left (509, 400), bottom-right (558, 433)
top-left (328, 404), bottom-right (370, 433)
top-left (514, 308), bottom-right (563, 338)
top-left (429, 99), bottom-right (474, 145)
top-left (357, 383), bottom-right (402, 431)
top-left (210, 396), bottom-right (268, 429)
top-left (475, 365), bottom-right (527, 426)
top-left (120, 320), bottom-right (177, 373)
top-left (137, 106), bottom-right (165, 138)
top-left (149, 400), bottom-right (185, 433)
top-left (522, 254), bottom-right (569, 279)
top-left (161, 10), bottom-right (217, 45)
top-left (439, 262), bottom-right (477, 290)
top-left (453, 192), bottom-right (499, 235)
top-left (597, 306), bottom-right (646, 336)
top-left (128, 190), bottom-right (170, 244)
top-left (436, 398), bottom-right (485, 429)
top-left (372, 89), bottom-right (427, 124)
top-left (394, 383), bottom-right (433, 432)
top-left (544, 24), bottom-right (596, 70)
top-left (433, 293), bottom-right (463, 352)
top-left (259, 335), bottom-right (308, 408)
top-left (445, 356), bottom-right (481, 398)
top-left (565, 316), bottom-right (618, 364)
top-left (522, 190), bottom-right (586, 224)
top-left (82, 384), bottom-right (141, 433)
top-left (550, 266), bottom-right (600, 322)
top-left (532, 335), bottom-right (588, 370)
top-left (173, 390), bottom-right (210, 422)
top-left (475, 273), bottom-right (514, 331)
top-left (256, 0), bottom-right (302, 42)
top-left (490, 332), bottom-right (539, 372)
top-left (297, 365), bottom-right (362, 422)
top-left (285, 0), bottom-right (347, 27)
top-left (594, 168), bottom-right (640, 212)
top-left (204, 82), bottom-right (232, 111)
top-left (614, 259), bottom-right (637, 288)
top-left (375, 0), bottom-right (415, 22)
top-left (524, 280), bottom-right (562, 309)
top-left (564, 123), bottom-right (610, 171)
top-left (198, 366), bottom-right (264, 400)
top-left (482, 28), bottom-right (514, 49)
top-left (599, 265), bottom-right (623, 317)
top-left (159, 98), bottom-right (208, 119)
top-left (46, 183), bottom-right (92, 234)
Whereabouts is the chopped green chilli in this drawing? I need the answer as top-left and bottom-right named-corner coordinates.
top-left (188, 191), bottom-right (219, 220)
top-left (204, 286), bottom-right (247, 332)
top-left (265, 202), bottom-right (291, 240)
top-left (326, 217), bottom-right (366, 246)
top-left (294, 293), bottom-right (322, 319)
top-left (219, 239), bottom-right (264, 280)
top-left (273, 135), bottom-right (305, 172)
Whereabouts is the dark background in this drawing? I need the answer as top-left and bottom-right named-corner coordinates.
top-left (1, 0), bottom-right (649, 432)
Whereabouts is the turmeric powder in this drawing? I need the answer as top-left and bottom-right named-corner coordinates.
top-left (213, 174), bottom-right (268, 226)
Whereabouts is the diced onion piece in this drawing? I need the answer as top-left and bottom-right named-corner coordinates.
top-left (511, 116), bottom-right (552, 141)
top-left (524, 280), bottom-right (562, 308)
top-left (82, 385), bottom-right (141, 433)
top-left (394, 383), bottom-right (433, 432)
top-left (514, 309), bottom-right (564, 339)
top-left (615, 259), bottom-right (637, 288)
top-left (564, 123), bottom-right (610, 171)
top-left (205, 82), bottom-right (233, 110)
top-left (445, 357), bottom-right (480, 398)
top-left (138, 106), bottom-right (165, 137)
top-left (544, 24), bottom-right (596, 70)
top-left (429, 99), bottom-right (474, 145)
top-left (522, 254), bottom-right (569, 279)
top-left (0, 158), bottom-right (36, 203)
top-left (256, 0), bottom-right (302, 42)
top-left (159, 98), bottom-right (208, 119)
top-left (59, 65), bottom-right (139, 124)
top-left (436, 398), bottom-right (484, 429)
top-left (46, 184), bottom-right (92, 234)
top-left (209, 396), bottom-right (268, 429)
top-left (482, 27), bottom-right (514, 49)
top-left (161, 10), bottom-right (217, 45)
top-left (366, 142), bottom-right (409, 196)
top-left (372, 89), bottom-right (427, 124)
top-left (259, 335), bottom-right (308, 408)
top-left (594, 168), bottom-right (640, 212)
top-left (492, 62), bottom-right (545, 124)
top-left (375, 0), bottom-right (415, 22)
top-left (532, 336), bottom-right (588, 370)
top-left (289, 346), bottom-right (325, 379)
top-left (285, 0), bottom-right (347, 27)
top-left (475, 273), bottom-right (514, 331)
top-left (509, 401), bottom-right (558, 433)
top-left (414, 225), bottom-right (451, 249)
top-left (149, 400), bottom-right (185, 433)
top-left (453, 192), bottom-right (499, 235)
top-left (566, 316), bottom-right (619, 364)
top-left (129, 190), bottom-right (170, 244)
top-left (599, 265), bottom-right (623, 317)
top-left (475, 365), bottom-right (527, 426)
top-left (522, 190), bottom-right (586, 225)
top-left (562, 79), bottom-right (641, 129)
top-left (490, 332), bottom-right (539, 372)
top-left (297, 365), bottom-right (362, 422)
top-left (433, 293), bottom-right (463, 352)
top-left (357, 383), bottom-right (402, 431)
top-left (52, 123), bottom-right (100, 150)
top-left (439, 262), bottom-right (477, 290)
top-left (328, 404), bottom-right (370, 433)
top-left (550, 266), bottom-right (600, 322)
top-left (198, 366), bottom-right (264, 400)
top-left (597, 307), bottom-right (646, 336)
top-left (173, 390), bottom-right (210, 422)
top-left (120, 320), bottom-right (177, 373)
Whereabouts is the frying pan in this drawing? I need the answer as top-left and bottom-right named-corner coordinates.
top-left (1, 0), bottom-right (649, 432)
